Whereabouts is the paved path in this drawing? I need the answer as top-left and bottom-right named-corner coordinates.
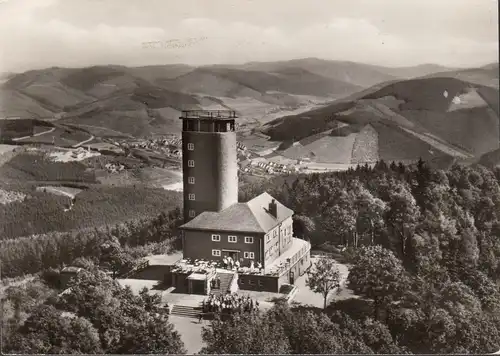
top-left (169, 315), bottom-right (207, 354)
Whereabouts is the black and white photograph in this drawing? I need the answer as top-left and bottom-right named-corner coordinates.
top-left (0, 0), bottom-right (499, 354)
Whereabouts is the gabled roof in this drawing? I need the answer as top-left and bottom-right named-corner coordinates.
top-left (180, 192), bottom-right (294, 233)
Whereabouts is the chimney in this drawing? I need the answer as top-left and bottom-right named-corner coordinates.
top-left (268, 199), bottom-right (277, 218)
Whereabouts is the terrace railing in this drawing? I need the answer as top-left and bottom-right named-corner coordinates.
top-left (180, 110), bottom-right (237, 119)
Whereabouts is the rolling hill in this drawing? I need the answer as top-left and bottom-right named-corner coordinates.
top-left (262, 76), bottom-right (500, 166)
top-left (1, 62), bottom-right (367, 136)
top-left (169, 66), bottom-right (363, 97)
top-left (214, 58), bottom-right (455, 87)
top-left (423, 63), bottom-right (499, 88)
top-left (0, 59), bottom-right (484, 140)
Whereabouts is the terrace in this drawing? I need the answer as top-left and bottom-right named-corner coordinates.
top-left (172, 238), bottom-right (311, 278)
top-left (265, 238), bottom-right (311, 276)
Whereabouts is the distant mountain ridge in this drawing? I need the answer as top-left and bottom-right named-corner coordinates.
top-left (1, 59), bottom-right (496, 146)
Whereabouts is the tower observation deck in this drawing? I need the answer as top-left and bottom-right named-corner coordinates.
top-left (180, 110), bottom-right (239, 223)
top-left (180, 110), bottom-right (237, 133)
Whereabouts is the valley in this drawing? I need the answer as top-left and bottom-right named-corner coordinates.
top-left (0, 59), bottom-right (498, 242)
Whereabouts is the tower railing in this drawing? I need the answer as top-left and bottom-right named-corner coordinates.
top-left (180, 110), bottom-right (237, 119)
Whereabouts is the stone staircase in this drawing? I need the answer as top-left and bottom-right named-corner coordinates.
top-left (211, 272), bottom-right (235, 296)
top-left (170, 304), bottom-right (201, 319)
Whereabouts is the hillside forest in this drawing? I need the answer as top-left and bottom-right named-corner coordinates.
top-left (2, 160), bottom-right (500, 353)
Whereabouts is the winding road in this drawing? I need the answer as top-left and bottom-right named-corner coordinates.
top-left (72, 134), bottom-right (95, 148)
top-left (11, 127), bottom-right (56, 141)
top-left (10, 126), bottom-right (95, 148)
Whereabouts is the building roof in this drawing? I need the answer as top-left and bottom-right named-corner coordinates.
top-left (180, 192), bottom-right (293, 233)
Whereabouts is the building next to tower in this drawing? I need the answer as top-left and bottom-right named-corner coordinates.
top-left (165, 110), bottom-right (311, 295)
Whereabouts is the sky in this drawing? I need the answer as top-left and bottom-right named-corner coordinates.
top-left (0, 0), bottom-right (498, 73)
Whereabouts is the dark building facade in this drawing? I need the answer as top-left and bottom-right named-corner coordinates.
top-left (180, 110), bottom-right (238, 223)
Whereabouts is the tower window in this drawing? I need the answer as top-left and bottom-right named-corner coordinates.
top-left (188, 160), bottom-right (195, 167)
top-left (212, 249), bottom-right (221, 257)
top-left (189, 210), bottom-right (196, 218)
top-left (228, 235), bottom-right (237, 243)
top-left (244, 236), bottom-right (254, 244)
top-left (211, 234), bottom-right (221, 242)
top-left (188, 177), bottom-right (195, 184)
top-left (188, 193), bottom-right (195, 201)
top-left (187, 143), bottom-right (194, 151)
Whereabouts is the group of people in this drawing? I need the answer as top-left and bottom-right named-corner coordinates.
top-left (201, 293), bottom-right (260, 319)
top-left (221, 256), bottom-right (263, 272)
top-left (222, 256), bottom-right (240, 270)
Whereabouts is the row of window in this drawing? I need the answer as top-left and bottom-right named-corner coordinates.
top-left (211, 250), bottom-right (254, 259)
top-left (265, 242), bottom-right (279, 259)
top-left (211, 234), bottom-right (254, 244)
top-left (266, 225), bottom-right (292, 243)
top-left (239, 278), bottom-right (263, 287)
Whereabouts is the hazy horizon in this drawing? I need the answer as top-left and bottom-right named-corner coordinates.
top-left (0, 0), bottom-right (498, 73)
top-left (1, 57), bottom-right (497, 76)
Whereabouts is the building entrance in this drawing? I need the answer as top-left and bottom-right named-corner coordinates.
top-left (222, 250), bottom-right (239, 261)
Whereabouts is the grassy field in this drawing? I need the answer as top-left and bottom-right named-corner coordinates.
top-left (403, 108), bottom-right (499, 156)
top-left (373, 122), bottom-right (445, 162)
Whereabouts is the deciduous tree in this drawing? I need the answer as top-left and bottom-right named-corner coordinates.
top-left (348, 245), bottom-right (408, 320)
top-left (306, 256), bottom-right (342, 309)
top-left (201, 312), bottom-right (290, 354)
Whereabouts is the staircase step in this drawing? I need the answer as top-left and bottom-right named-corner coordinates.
top-left (211, 272), bottom-right (238, 296)
top-left (170, 304), bottom-right (200, 318)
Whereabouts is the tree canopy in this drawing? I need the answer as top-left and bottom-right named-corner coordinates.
top-left (3, 270), bottom-right (186, 354)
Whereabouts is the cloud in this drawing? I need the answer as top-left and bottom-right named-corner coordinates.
top-left (0, 0), bottom-right (497, 72)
